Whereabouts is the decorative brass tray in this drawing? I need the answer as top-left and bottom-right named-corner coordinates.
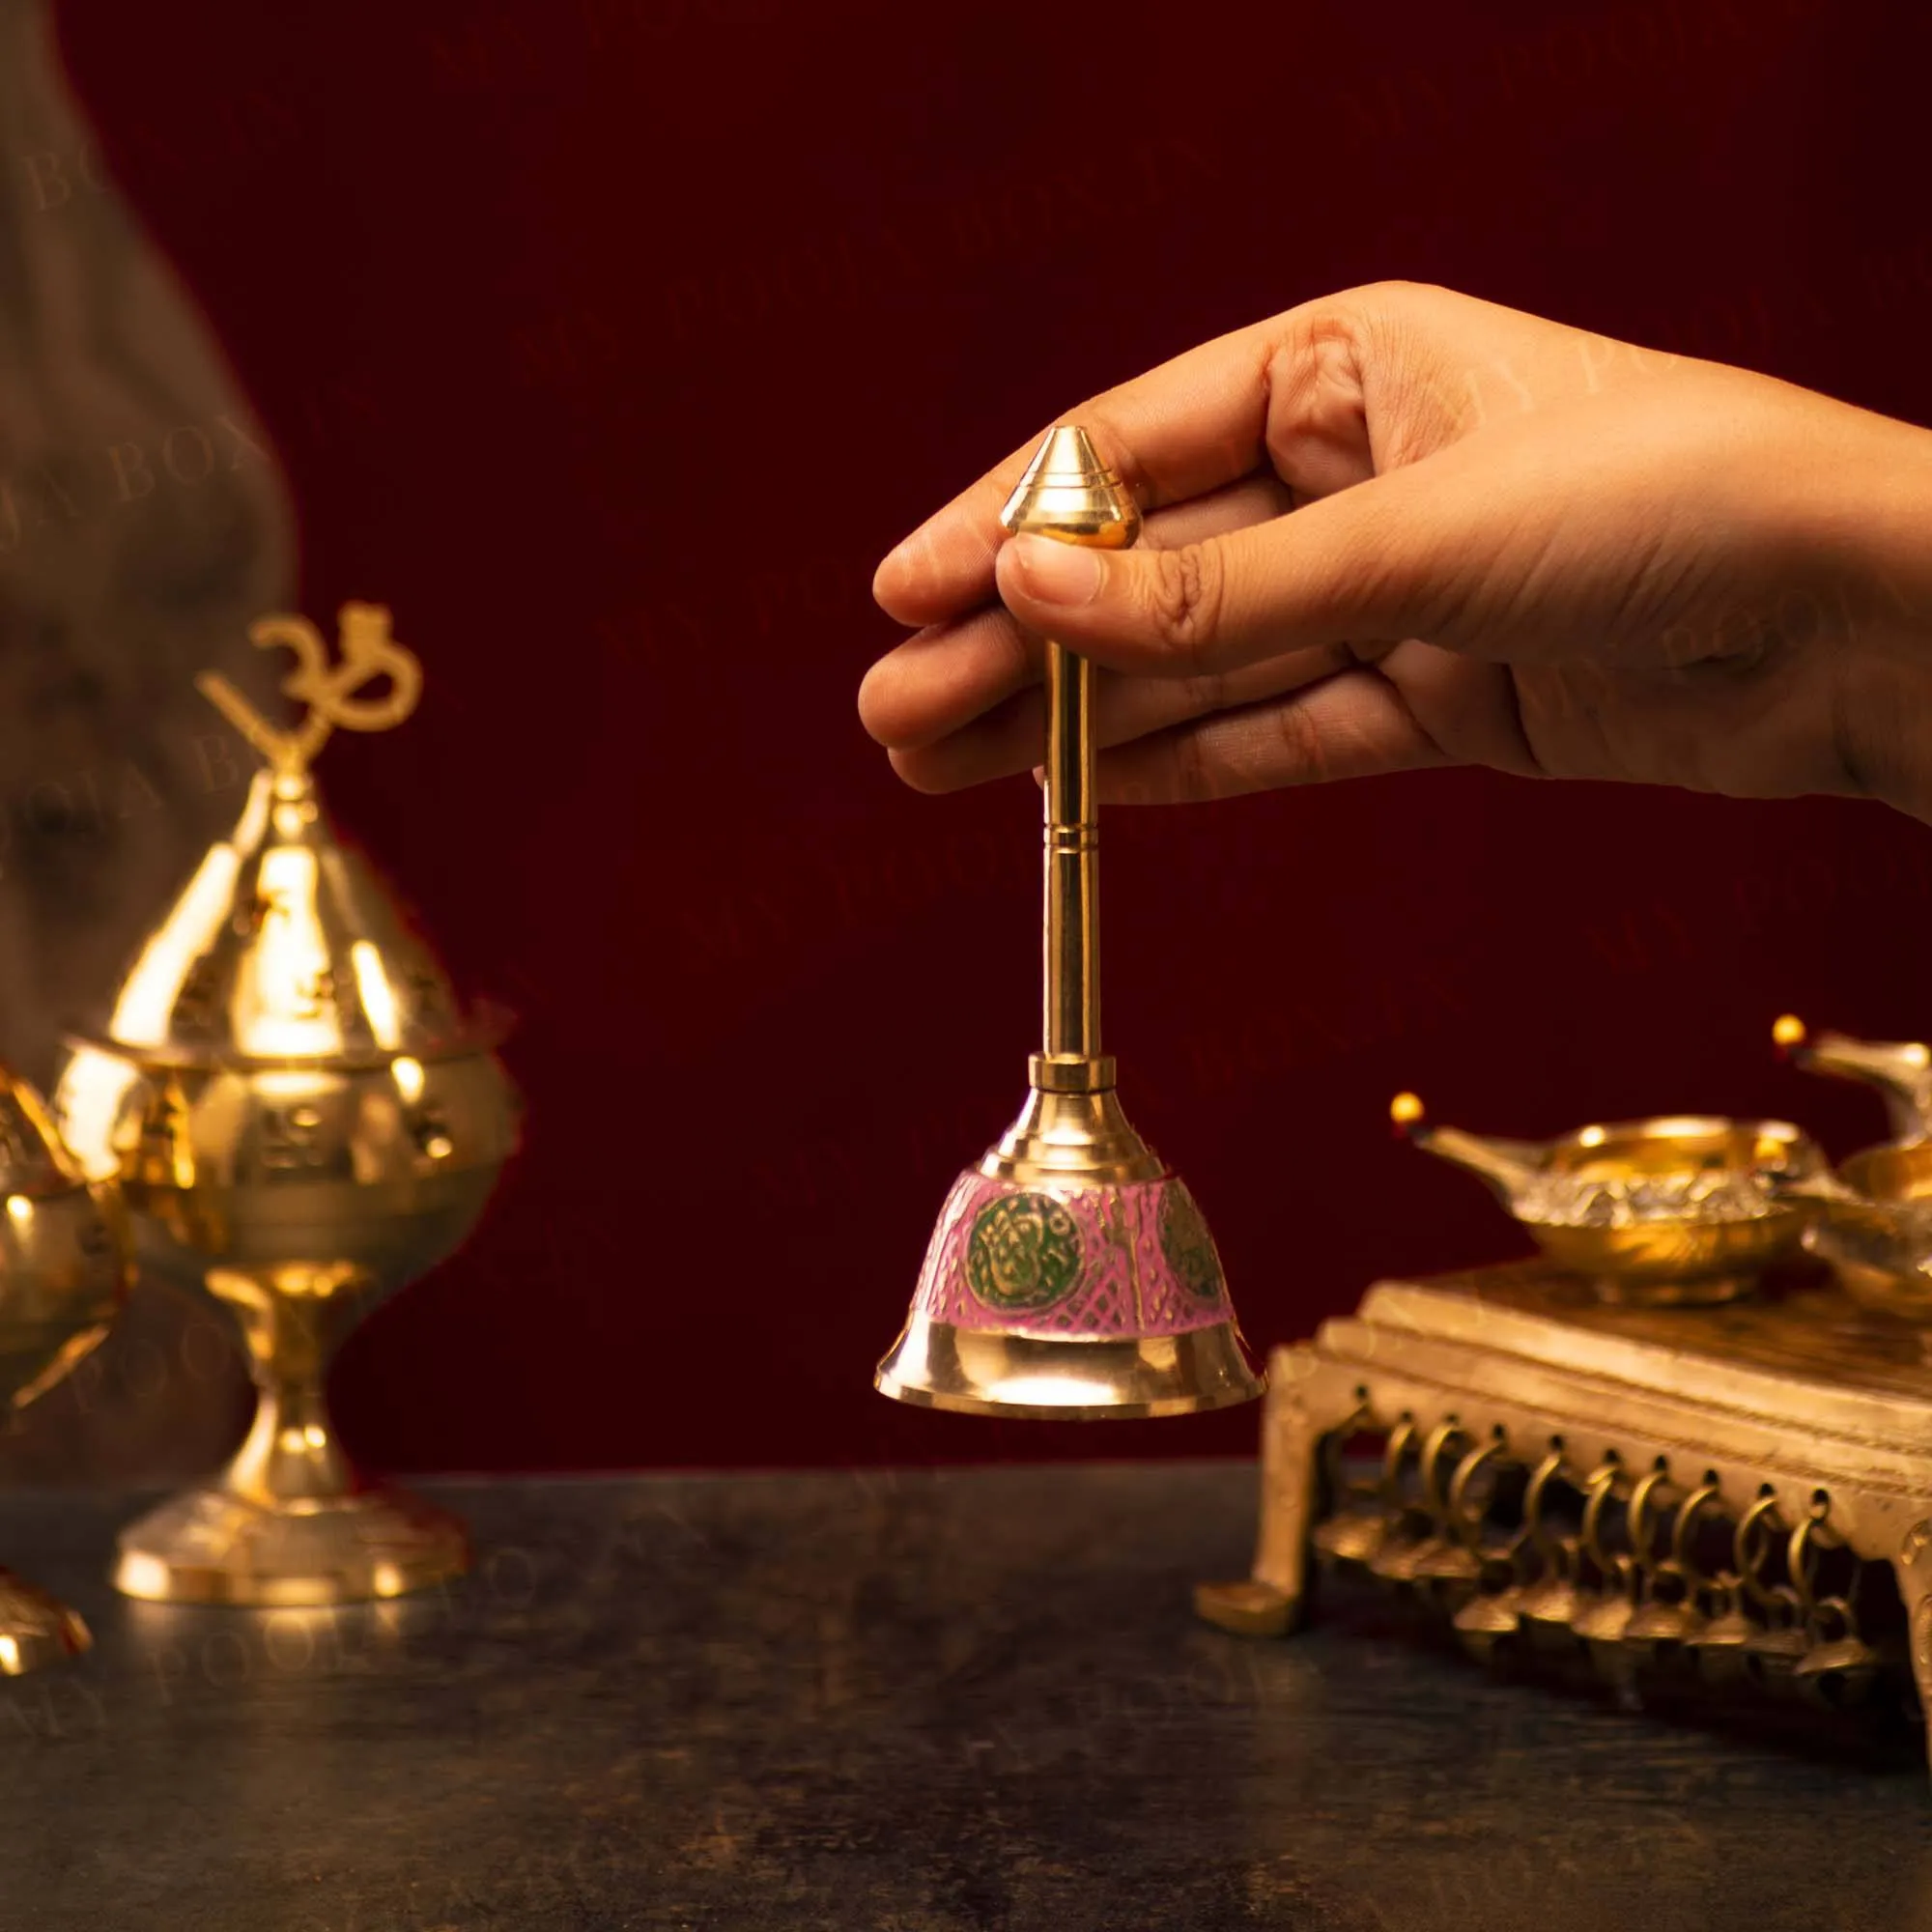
top-left (1198, 1262), bottom-right (1932, 1776)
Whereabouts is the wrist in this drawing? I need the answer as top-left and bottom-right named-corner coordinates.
top-left (1776, 402), bottom-right (1932, 822)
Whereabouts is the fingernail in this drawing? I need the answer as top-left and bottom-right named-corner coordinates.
top-left (1007, 532), bottom-right (1104, 607)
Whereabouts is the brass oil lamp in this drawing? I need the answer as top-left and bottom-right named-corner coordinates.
top-left (52, 607), bottom-right (519, 1605)
top-left (874, 427), bottom-right (1264, 1418)
top-left (1776, 1013), bottom-right (1932, 1143)
top-left (1392, 1093), bottom-right (1821, 1306)
top-left (1773, 1018), bottom-right (1932, 1318)
top-left (0, 1072), bottom-right (128, 1668)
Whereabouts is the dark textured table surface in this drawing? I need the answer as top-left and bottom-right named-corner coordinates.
top-left (1, 1462), bottom-right (1928, 1932)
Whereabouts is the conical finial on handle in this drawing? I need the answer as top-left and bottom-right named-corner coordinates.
top-left (1000, 425), bottom-right (1142, 549)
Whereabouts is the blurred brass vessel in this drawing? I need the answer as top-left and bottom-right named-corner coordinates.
top-left (53, 608), bottom-right (519, 1605)
top-left (1772, 1017), bottom-right (1932, 1318)
top-left (0, 1073), bottom-right (128, 1668)
top-left (1778, 1013), bottom-right (1932, 1143)
top-left (1395, 1094), bottom-right (1819, 1305)
top-left (1786, 1140), bottom-right (1932, 1320)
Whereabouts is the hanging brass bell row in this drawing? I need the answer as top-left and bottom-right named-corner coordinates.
top-left (1311, 1410), bottom-right (1909, 1715)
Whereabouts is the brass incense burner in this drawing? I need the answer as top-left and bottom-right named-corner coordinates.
top-left (53, 608), bottom-right (519, 1605)
top-left (0, 1072), bottom-right (128, 1670)
top-left (875, 427), bottom-right (1263, 1419)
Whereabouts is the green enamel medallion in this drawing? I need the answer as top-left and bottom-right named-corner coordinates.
top-left (966, 1192), bottom-right (1082, 1312)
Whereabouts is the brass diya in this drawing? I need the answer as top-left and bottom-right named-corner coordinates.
top-left (1783, 1140), bottom-right (1932, 1320)
top-left (0, 1073), bottom-right (128, 1668)
top-left (52, 606), bottom-right (520, 1605)
top-left (1393, 1094), bottom-right (1821, 1305)
top-left (874, 427), bottom-right (1264, 1418)
top-left (1776, 1012), bottom-right (1932, 1144)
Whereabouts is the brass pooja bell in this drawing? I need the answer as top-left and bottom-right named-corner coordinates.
top-left (1451, 1590), bottom-right (1521, 1666)
top-left (1690, 1589), bottom-right (1759, 1690)
top-left (1408, 1429), bottom-right (1495, 1610)
top-left (1513, 1451), bottom-right (1589, 1655)
top-left (1311, 1411), bottom-right (1410, 1571)
top-left (1570, 1466), bottom-right (1649, 1690)
top-left (1442, 1438), bottom-right (1523, 1661)
top-left (1617, 1475), bottom-right (1711, 1670)
top-left (0, 1074), bottom-right (128, 1669)
top-left (875, 429), bottom-right (1264, 1418)
top-left (53, 607), bottom-right (520, 1605)
top-left (1792, 1603), bottom-right (1884, 1709)
top-left (1393, 1093), bottom-right (1820, 1305)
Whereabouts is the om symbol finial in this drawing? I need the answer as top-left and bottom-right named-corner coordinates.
top-left (197, 602), bottom-right (422, 777)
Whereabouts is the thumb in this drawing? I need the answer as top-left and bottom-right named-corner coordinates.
top-left (991, 449), bottom-right (1507, 676)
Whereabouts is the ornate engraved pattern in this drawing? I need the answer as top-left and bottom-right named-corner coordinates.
top-left (1159, 1180), bottom-right (1225, 1303)
top-left (912, 1170), bottom-right (1233, 1338)
top-left (965, 1193), bottom-right (1081, 1313)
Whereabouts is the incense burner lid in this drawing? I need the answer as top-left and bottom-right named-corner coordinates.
top-left (69, 766), bottom-right (493, 1072)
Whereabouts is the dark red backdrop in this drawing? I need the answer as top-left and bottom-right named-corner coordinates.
top-left (47, 0), bottom-right (1932, 1472)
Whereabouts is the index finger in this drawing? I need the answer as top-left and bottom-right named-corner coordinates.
top-left (871, 313), bottom-right (1291, 629)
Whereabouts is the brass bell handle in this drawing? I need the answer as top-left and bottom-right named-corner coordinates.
top-left (1321, 1402), bottom-right (1376, 1508)
top-left (1417, 1418), bottom-right (1468, 1524)
top-left (1783, 1511), bottom-right (1830, 1622)
top-left (1667, 1481), bottom-right (1728, 1590)
top-left (1520, 1447), bottom-right (1577, 1565)
top-left (1506, 1447), bottom-right (1577, 1590)
top-left (1736, 1493), bottom-right (1808, 1618)
top-left (1625, 1465), bottom-right (1675, 1601)
top-left (1444, 1438), bottom-right (1508, 1548)
top-left (1579, 1459), bottom-right (1628, 1582)
top-left (1626, 1464), bottom-right (1673, 1552)
top-left (1377, 1415), bottom-right (1418, 1511)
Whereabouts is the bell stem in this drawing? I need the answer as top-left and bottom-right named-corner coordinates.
top-left (999, 425), bottom-right (1139, 1096)
top-left (1043, 639), bottom-right (1099, 1065)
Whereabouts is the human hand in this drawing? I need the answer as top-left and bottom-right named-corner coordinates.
top-left (860, 282), bottom-right (1932, 819)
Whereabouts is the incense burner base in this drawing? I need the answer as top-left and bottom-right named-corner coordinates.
top-left (0, 1570), bottom-right (90, 1673)
top-left (113, 1483), bottom-right (469, 1607)
top-left (1199, 1261), bottom-right (1932, 1777)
